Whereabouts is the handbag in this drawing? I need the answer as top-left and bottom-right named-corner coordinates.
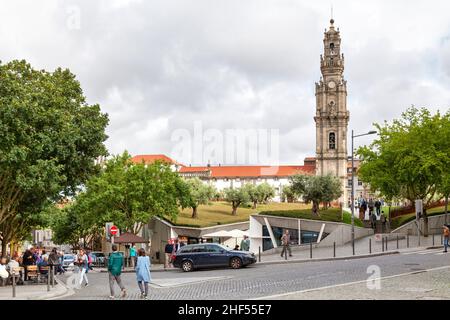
top-left (0, 267), bottom-right (9, 279)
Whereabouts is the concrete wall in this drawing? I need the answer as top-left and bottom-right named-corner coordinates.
top-left (391, 213), bottom-right (450, 236)
top-left (249, 214), bottom-right (373, 254)
top-left (319, 224), bottom-right (373, 246)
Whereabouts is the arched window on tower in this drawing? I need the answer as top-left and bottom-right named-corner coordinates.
top-left (329, 132), bottom-right (336, 150)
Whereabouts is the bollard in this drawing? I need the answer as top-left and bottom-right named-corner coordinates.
top-left (407, 234), bottom-right (410, 248)
top-left (385, 237), bottom-right (388, 251)
top-left (12, 272), bottom-right (16, 298)
top-left (52, 265), bottom-right (55, 287)
top-left (258, 246), bottom-right (261, 263)
top-left (433, 234), bottom-right (435, 246)
top-left (397, 235), bottom-right (399, 249)
top-left (310, 241), bottom-right (313, 259)
top-left (382, 237), bottom-right (384, 252)
top-left (47, 268), bottom-right (50, 292)
top-left (285, 246), bottom-right (288, 261)
top-left (369, 238), bottom-right (372, 254)
top-left (333, 242), bottom-right (336, 258)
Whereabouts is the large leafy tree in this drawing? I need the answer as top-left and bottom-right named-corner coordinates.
top-left (224, 187), bottom-right (250, 216)
top-left (63, 152), bottom-right (191, 236)
top-left (0, 60), bottom-right (108, 256)
top-left (357, 107), bottom-right (449, 207)
top-left (185, 178), bottom-right (216, 218)
top-left (290, 175), bottom-right (343, 217)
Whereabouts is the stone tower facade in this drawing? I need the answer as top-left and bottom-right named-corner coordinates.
top-left (314, 19), bottom-right (349, 205)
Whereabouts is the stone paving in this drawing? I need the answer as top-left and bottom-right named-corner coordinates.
top-left (269, 258), bottom-right (450, 300)
top-left (57, 247), bottom-right (450, 300)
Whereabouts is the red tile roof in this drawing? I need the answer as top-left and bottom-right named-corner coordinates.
top-left (131, 154), bottom-right (183, 166)
top-left (179, 165), bottom-right (315, 178)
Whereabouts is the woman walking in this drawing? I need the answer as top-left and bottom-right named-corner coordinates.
top-left (77, 249), bottom-right (89, 287)
top-left (135, 248), bottom-right (151, 299)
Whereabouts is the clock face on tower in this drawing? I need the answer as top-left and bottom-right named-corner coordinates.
top-left (328, 81), bottom-right (336, 89)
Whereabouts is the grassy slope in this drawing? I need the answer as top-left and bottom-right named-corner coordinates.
top-left (169, 202), bottom-right (310, 228)
top-left (261, 208), bottom-right (364, 227)
top-left (390, 206), bottom-right (449, 230)
top-left (168, 202), bottom-right (364, 228)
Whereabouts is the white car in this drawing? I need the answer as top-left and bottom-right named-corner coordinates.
top-left (62, 254), bottom-right (76, 270)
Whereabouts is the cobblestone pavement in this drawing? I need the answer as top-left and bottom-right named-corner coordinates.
top-left (266, 260), bottom-right (450, 299)
top-left (56, 247), bottom-right (450, 300)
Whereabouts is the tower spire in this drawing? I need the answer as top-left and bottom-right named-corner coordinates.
top-left (330, 5), bottom-right (335, 25)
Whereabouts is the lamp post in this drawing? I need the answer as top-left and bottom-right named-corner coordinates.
top-left (351, 130), bottom-right (377, 255)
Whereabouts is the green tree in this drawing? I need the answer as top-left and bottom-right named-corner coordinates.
top-left (185, 178), bottom-right (216, 218)
top-left (357, 107), bottom-right (450, 234)
top-left (64, 152), bottom-right (190, 237)
top-left (243, 183), bottom-right (275, 209)
top-left (257, 183), bottom-right (276, 204)
top-left (290, 175), bottom-right (343, 217)
top-left (243, 184), bottom-right (260, 209)
top-left (281, 185), bottom-right (296, 203)
top-left (224, 187), bottom-right (250, 216)
top-left (0, 60), bottom-right (108, 256)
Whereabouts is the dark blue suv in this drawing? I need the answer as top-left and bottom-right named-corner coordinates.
top-left (172, 243), bottom-right (256, 272)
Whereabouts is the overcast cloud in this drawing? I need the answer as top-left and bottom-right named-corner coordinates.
top-left (0, 0), bottom-right (449, 165)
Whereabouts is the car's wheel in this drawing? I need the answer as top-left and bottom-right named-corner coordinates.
top-left (181, 260), bottom-right (194, 272)
top-left (230, 257), bottom-right (242, 269)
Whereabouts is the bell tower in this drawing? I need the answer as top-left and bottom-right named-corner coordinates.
top-left (314, 19), bottom-right (349, 205)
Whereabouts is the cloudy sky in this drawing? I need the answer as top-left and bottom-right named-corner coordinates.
top-left (1, 0), bottom-right (449, 165)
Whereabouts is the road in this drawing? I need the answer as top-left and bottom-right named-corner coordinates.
top-left (55, 248), bottom-right (450, 300)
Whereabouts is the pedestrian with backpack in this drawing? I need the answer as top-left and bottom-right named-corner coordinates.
top-left (108, 244), bottom-right (127, 299)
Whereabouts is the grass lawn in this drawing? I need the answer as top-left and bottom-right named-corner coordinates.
top-left (168, 202), bottom-right (310, 228)
top-left (390, 206), bottom-right (449, 230)
top-left (260, 208), bottom-right (364, 227)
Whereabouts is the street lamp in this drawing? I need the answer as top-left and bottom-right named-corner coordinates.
top-left (351, 130), bottom-right (377, 255)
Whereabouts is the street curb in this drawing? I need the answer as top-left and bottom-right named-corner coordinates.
top-left (31, 279), bottom-right (70, 300)
top-left (254, 251), bottom-right (400, 266)
top-left (95, 251), bottom-right (401, 272)
top-left (98, 268), bottom-right (178, 273)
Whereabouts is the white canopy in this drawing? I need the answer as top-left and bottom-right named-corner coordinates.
top-left (202, 230), bottom-right (233, 238)
top-left (228, 229), bottom-right (249, 238)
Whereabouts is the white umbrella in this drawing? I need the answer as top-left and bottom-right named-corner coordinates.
top-left (228, 229), bottom-right (249, 238)
top-left (202, 230), bottom-right (233, 238)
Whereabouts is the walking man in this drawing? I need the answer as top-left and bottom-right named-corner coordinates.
top-left (108, 244), bottom-right (127, 299)
top-left (375, 199), bottom-right (382, 216)
top-left (280, 230), bottom-right (292, 258)
top-left (443, 225), bottom-right (449, 253)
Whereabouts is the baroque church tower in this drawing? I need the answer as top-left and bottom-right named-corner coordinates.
top-left (314, 19), bottom-right (349, 204)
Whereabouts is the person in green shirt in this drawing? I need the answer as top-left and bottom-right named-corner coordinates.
top-left (108, 244), bottom-right (127, 299)
top-left (130, 244), bottom-right (137, 268)
top-left (240, 235), bottom-right (250, 251)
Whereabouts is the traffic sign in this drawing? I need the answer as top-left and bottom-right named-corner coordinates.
top-left (110, 225), bottom-right (118, 236)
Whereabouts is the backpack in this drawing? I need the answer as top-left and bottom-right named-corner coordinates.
top-left (88, 254), bottom-right (92, 264)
